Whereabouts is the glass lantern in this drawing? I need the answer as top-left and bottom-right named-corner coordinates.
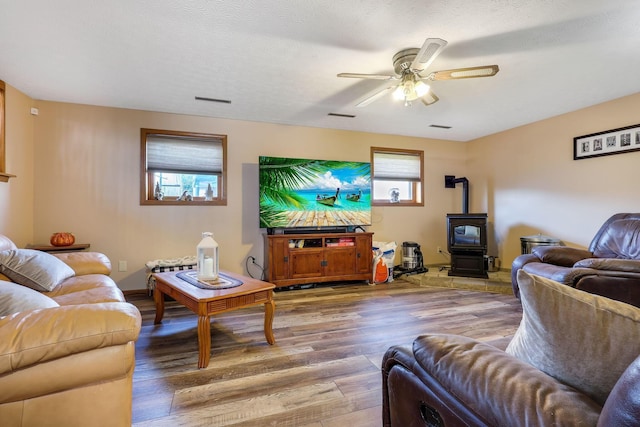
top-left (197, 232), bottom-right (219, 280)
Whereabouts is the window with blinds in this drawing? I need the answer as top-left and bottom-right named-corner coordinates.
top-left (140, 128), bottom-right (227, 205)
top-left (371, 147), bottom-right (424, 206)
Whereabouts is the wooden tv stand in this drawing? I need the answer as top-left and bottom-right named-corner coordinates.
top-left (264, 232), bottom-right (373, 288)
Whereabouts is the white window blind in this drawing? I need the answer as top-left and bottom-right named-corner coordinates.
top-left (146, 135), bottom-right (223, 174)
top-left (373, 151), bottom-right (421, 181)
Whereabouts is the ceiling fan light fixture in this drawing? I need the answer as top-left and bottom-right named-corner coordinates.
top-left (392, 85), bottom-right (406, 101)
top-left (415, 81), bottom-right (430, 98)
top-left (394, 74), bottom-right (429, 103)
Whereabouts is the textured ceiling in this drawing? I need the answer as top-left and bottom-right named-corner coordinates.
top-left (1, 0), bottom-right (640, 141)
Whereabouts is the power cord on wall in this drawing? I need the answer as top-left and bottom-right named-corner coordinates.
top-left (438, 248), bottom-right (451, 257)
top-left (437, 248), bottom-right (451, 272)
top-left (245, 256), bottom-right (266, 280)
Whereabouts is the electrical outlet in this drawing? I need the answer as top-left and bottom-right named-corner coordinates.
top-left (118, 260), bottom-right (127, 272)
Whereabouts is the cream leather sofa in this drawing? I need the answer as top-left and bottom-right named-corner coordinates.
top-left (0, 234), bottom-right (141, 427)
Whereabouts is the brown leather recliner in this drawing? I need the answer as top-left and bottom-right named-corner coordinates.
top-left (382, 336), bottom-right (640, 426)
top-left (382, 271), bottom-right (640, 426)
top-left (511, 213), bottom-right (640, 307)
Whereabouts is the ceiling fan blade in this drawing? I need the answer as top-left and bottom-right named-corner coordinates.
top-left (355, 84), bottom-right (397, 107)
top-left (410, 38), bottom-right (448, 71)
top-left (429, 65), bottom-right (500, 80)
top-left (421, 91), bottom-right (439, 106)
top-left (337, 73), bottom-right (396, 80)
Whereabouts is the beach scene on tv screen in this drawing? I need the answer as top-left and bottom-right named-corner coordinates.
top-left (259, 156), bottom-right (371, 229)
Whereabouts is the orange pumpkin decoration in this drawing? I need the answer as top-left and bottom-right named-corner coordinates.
top-left (50, 232), bottom-right (75, 247)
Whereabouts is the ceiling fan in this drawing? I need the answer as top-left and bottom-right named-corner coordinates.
top-left (337, 38), bottom-right (499, 107)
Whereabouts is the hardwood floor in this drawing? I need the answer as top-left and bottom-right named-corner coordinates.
top-left (127, 279), bottom-right (523, 426)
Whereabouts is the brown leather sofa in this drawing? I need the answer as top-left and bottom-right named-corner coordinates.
top-left (0, 234), bottom-right (141, 427)
top-left (511, 213), bottom-right (640, 307)
top-left (382, 271), bottom-right (640, 426)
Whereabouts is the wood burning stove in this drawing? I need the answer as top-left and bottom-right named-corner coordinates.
top-left (446, 213), bottom-right (488, 278)
top-left (444, 175), bottom-right (488, 278)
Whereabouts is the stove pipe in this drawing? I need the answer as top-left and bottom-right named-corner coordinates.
top-left (444, 175), bottom-right (469, 214)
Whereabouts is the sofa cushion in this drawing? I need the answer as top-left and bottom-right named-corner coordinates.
top-left (52, 252), bottom-right (112, 276)
top-left (592, 218), bottom-right (640, 259)
top-left (45, 274), bottom-right (125, 305)
top-left (0, 249), bottom-right (75, 292)
top-left (0, 280), bottom-right (59, 316)
top-left (506, 270), bottom-right (640, 405)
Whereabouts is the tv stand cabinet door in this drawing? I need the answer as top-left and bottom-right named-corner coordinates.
top-left (325, 247), bottom-right (357, 277)
top-left (355, 234), bottom-right (373, 274)
top-left (290, 249), bottom-right (324, 279)
top-left (266, 235), bottom-right (289, 282)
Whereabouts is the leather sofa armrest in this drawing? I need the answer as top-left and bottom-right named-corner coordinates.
top-left (532, 246), bottom-right (593, 267)
top-left (382, 345), bottom-right (419, 427)
top-left (598, 355), bottom-right (640, 426)
top-left (382, 344), bottom-right (490, 427)
top-left (410, 334), bottom-right (601, 426)
top-left (382, 344), bottom-right (415, 373)
top-left (0, 302), bottom-right (141, 375)
top-left (511, 253), bottom-right (540, 298)
top-left (575, 258), bottom-right (640, 273)
top-left (522, 263), bottom-right (598, 286)
top-left (52, 251), bottom-right (112, 276)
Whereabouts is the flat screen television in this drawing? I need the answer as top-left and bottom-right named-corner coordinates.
top-left (259, 156), bottom-right (371, 231)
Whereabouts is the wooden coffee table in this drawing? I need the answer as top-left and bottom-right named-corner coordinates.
top-left (152, 269), bottom-right (276, 368)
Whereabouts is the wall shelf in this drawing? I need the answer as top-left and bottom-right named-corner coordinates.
top-left (0, 172), bottom-right (16, 183)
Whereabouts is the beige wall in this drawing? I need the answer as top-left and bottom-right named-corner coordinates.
top-left (0, 84), bottom-right (35, 246)
top-left (27, 101), bottom-right (465, 290)
top-left (2, 82), bottom-right (638, 290)
top-left (468, 92), bottom-right (640, 264)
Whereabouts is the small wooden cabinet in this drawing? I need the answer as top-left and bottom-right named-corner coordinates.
top-left (264, 232), bottom-right (373, 288)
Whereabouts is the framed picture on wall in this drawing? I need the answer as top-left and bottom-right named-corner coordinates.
top-left (574, 123), bottom-right (640, 160)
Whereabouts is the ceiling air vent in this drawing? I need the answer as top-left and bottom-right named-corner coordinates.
top-left (195, 96), bottom-right (232, 104)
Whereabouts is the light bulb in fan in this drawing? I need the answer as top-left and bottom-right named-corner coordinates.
top-left (415, 81), bottom-right (430, 98)
top-left (393, 85), bottom-right (405, 101)
top-left (393, 75), bottom-right (430, 104)
top-left (393, 82), bottom-right (418, 103)
top-left (403, 80), bottom-right (417, 100)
